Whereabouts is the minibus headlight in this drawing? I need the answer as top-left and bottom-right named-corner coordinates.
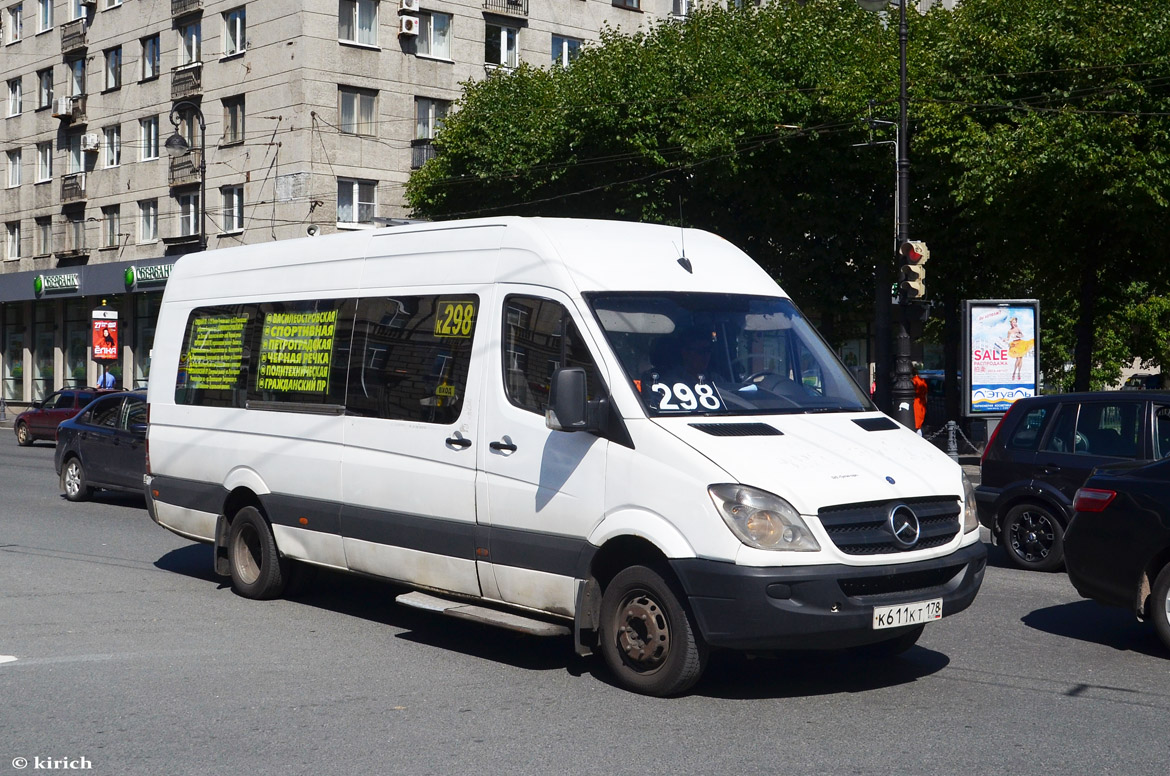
top-left (962, 472), bottom-right (979, 533)
top-left (708, 485), bottom-right (820, 552)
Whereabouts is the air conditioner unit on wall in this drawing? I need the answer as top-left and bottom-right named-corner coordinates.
top-left (81, 133), bottom-right (100, 152)
top-left (399, 15), bottom-right (419, 35)
top-left (53, 97), bottom-right (74, 118)
top-left (400, 0), bottom-right (420, 12)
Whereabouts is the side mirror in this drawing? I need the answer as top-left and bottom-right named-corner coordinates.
top-left (546, 367), bottom-right (591, 432)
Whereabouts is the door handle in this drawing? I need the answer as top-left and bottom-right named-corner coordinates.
top-left (489, 440), bottom-right (518, 453)
top-left (445, 436), bottom-right (472, 449)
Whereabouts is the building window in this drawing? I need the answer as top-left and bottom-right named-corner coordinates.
top-left (223, 6), bottom-right (246, 56)
top-left (412, 97), bottom-right (448, 169)
top-left (68, 58), bottom-right (85, 97)
top-left (177, 192), bottom-right (200, 237)
top-left (141, 34), bottom-right (161, 81)
top-left (339, 87), bottom-right (375, 136)
top-left (66, 211), bottom-right (85, 253)
top-left (485, 24), bottom-right (518, 69)
top-left (337, 178), bottom-right (375, 226)
top-left (612, 0), bottom-right (640, 9)
top-left (104, 46), bottom-right (122, 91)
top-left (551, 35), bottom-right (582, 68)
top-left (103, 125), bottom-right (120, 167)
top-left (417, 11), bottom-right (451, 60)
top-left (6, 149), bottom-right (20, 187)
top-left (5, 4), bottom-right (23, 44)
top-left (7, 78), bottom-right (21, 116)
top-left (37, 0), bottom-right (50, 32)
top-left (35, 141), bottom-right (51, 181)
top-left (180, 21), bottom-right (201, 66)
top-left (138, 199), bottom-right (157, 242)
top-left (34, 216), bottom-right (51, 255)
top-left (338, 0), bottom-right (377, 46)
top-left (5, 222), bottom-right (20, 260)
top-left (221, 185), bottom-right (243, 232)
top-left (105, 0), bottom-right (121, 8)
top-left (102, 205), bottom-right (120, 248)
top-left (140, 116), bottom-right (159, 160)
top-left (671, 0), bottom-right (689, 15)
top-left (67, 132), bottom-right (83, 174)
top-left (222, 95), bottom-right (244, 145)
top-left (36, 68), bottom-right (52, 108)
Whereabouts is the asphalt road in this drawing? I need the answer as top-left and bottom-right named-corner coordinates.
top-left (2, 432), bottom-right (1167, 776)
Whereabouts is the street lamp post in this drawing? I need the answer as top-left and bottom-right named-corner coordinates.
top-left (859, 0), bottom-right (917, 430)
top-left (165, 100), bottom-right (207, 251)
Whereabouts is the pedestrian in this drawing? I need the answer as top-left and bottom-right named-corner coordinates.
top-left (98, 369), bottom-right (116, 389)
top-left (912, 364), bottom-right (928, 436)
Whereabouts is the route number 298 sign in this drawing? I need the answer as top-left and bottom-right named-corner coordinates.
top-left (650, 382), bottom-right (723, 412)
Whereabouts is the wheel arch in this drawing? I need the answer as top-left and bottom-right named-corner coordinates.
top-left (1139, 546), bottom-right (1170, 618)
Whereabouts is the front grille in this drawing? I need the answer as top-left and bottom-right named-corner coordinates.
top-left (818, 497), bottom-right (961, 555)
top-left (838, 563), bottom-right (965, 599)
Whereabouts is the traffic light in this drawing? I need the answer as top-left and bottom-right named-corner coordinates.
top-left (898, 240), bottom-right (930, 300)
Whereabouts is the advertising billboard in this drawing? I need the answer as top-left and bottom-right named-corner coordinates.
top-left (963, 299), bottom-right (1040, 416)
top-left (92, 307), bottom-right (119, 363)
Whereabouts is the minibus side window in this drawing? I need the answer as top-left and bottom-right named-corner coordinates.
top-left (175, 304), bottom-right (255, 408)
top-left (247, 299), bottom-right (353, 409)
top-left (502, 295), bottom-right (600, 415)
top-left (345, 294), bottom-right (477, 425)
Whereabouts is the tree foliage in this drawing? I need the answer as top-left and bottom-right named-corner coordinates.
top-left (407, 0), bottom-right (1170, 390)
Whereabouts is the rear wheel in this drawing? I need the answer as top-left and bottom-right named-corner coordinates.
top-left (227, 506), bottom-right (288, 600)
top-left (1001, 503), bottom-right (1065, 572)
top-left (599, 565), bottom-right (707, 697)
top-left (61, 458), bottom-right (92, 502)
top-left (1151, 565), bottom-right (1170, 654)
top-left (15, 422), bottom-right (32, 446)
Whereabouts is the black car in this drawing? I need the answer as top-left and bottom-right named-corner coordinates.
top-left (1064, 458), bottom-right (1170, 653)
top-left (976, 391), bottom-right (1170, 571)
top-left (54, 390), bottom-right (148, 501)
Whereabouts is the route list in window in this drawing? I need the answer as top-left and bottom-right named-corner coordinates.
top-left (257, 309), bottom-right (339, 394)
top-left (183, 316), bottom-right (249, 390)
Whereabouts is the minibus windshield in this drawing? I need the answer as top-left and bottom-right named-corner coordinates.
top-left (587, 292), bottom-right (873, 417)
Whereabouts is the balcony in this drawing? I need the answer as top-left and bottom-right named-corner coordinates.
top-left (411, 139), bottom-right (437, 170)
top-left (168, 149), bottom-right (203, 187)
top-left (171, 0), bottom-right (202, 18)
top-left (61, 173), bottom-right (87, 203)
top-left (61, 18), bottom-right (87, 53)
top-left (171, 63), bottom-right (203, 100)
top-left (51, 94), bottom-right (87, 125)
top-left (483, 0), bottom-right (528, 15)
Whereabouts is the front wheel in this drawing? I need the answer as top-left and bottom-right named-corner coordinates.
top-left (61, 458), bottom-right (92, 502)
top-left (227, 506), bottom-right (288, 600)
top-left (1001, 503), bottom-right (1065, 572)
top-left (599, 565), bottom-right (707, 697)
top-left (15, 422), bottom-right (32, 446)
top-left (1150, 564), bottom-right (1170, 654)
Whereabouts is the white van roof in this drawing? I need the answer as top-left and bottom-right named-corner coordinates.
top-left (163, 217), bottom-right (788, 302)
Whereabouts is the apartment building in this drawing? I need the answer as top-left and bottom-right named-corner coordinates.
top-left (0, 0), bottom-right (680, 405)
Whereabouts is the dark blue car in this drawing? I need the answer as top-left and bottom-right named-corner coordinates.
top-left (54, 390), bottom-right (148, 501)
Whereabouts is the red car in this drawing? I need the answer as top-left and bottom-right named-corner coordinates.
top-left (13, 388), bottom-right (104, 446)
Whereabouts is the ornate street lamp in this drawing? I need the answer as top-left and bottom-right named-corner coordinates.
top-left (165, 100), bottom-right (207, 251)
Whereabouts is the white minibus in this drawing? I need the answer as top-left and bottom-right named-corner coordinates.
top-left (145, 217), bottom-right (986, 696)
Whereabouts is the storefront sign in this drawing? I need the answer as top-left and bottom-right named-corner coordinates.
top-left (34, 273), bottom-right (81, 295)
top-left (963, 299), bottom-right (1040, 416)
top-left (124, 263), bottom-right (174, 289)
top-left (92, 308), bottom-right (119, 362)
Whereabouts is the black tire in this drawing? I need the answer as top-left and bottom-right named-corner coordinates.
top-left (1151, 564), bottom-right (1170, 654)
top-left (61, 457), bottom-right (92, 502)
top-left (1001, 502), bottom-right (1065, 572)
top-left (227, 506), bottom-right (288, 600)
top-left (15, 422), bottom-right (32, 447)
top-left (852, 624), bottom-right (925, 659)
top-left (599, 565), bottom-right (707, 697)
